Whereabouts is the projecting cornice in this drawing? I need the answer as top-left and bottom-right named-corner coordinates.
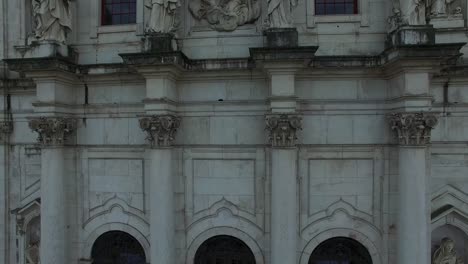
top-left (4, 56), bottom-right (77, 74)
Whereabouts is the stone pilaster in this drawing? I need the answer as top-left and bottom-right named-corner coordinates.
top-left (266, 114), bottom-right (301, 264)
top-left (388, 112), bottom-right (438, 264)
top-left (140, 115), bottom-right (180, 264)
top-left (28, 117), bottom-right (76, 264)
top-left (0, 120), bottom-right (11, 264)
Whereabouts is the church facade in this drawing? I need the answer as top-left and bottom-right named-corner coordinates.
top-left (1, 0), bottom-right (468, 263)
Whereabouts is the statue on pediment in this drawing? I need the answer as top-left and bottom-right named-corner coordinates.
top-left (267, 0), bottom-right (298, 28)
top-left (32, 0), bottom-right (72, 43)
top-left (145, 0), bottom-right (181, 33)
top-left (433, 238), bottom-right (464, 264)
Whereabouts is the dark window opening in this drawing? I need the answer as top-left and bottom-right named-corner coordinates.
top-left (101, 0), bottom-right (137, 26)
top-left (194, 235), bottom-right (256, 264)
top-left (309, 237), bottom-right (373, 264)
top-left (91, 231), bottom-right (146, 264)
top-left (315, 0), bottom-right (358, 15)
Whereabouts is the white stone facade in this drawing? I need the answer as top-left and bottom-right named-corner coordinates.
top-left (0, 0), bottom-right (468, 264)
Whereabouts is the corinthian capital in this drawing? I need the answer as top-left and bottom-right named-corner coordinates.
top-left (387, 112), bottom-right (438, 146)
top-left (29, 117), bottom-right (77, 146)
top-left (139, 115), bottom-right (181, 148)
top-left (0, 121), bottom-right (13, 142)
top-left (266, 114), bottom-right (302, 148)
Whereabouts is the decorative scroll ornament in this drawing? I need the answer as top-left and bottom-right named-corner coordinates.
top-left (433, 237), bottom-right (464, 264)
top-left (139, 115), bottom-right (181, 147)
top-left (189, 0), bottom-right (261, 31)
top-left (28, 117), bottom-right (77, 146)
top-left (265, 114), bottom-right (302, 147)
top-left (387, 112), bottom-right (438, 146)
top-left (0, 121), bottom-right (13, 142)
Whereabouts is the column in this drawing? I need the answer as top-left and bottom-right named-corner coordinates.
top-left (29, 117), bottom-right (76, 264)
top-left (388, 112), bottom-right (438, 264)
top-left (139, 115), bottom-right (181, 264)
top-left (0, 121), bottom-right (12, 264)
top-left (266, 114), bottom-right (302, 264)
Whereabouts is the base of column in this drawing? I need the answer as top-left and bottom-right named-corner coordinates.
top-left (264, 28), bottom-right (299, 48)
top-left (386, 25), bottom-right (436, 48)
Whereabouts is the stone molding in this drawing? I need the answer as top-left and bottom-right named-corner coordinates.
top-left (266, 114), bottom-right (302, 147)
top-left (28, 117), bottom-right (77, 146)
top-left (139, 115), bottom-right (181, 148)
top-left (0, 121), bottom-right (13, 142)
top-left (387, 112), bottom-right (438, 146)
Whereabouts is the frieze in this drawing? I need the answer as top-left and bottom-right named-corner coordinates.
top-left (387, 112), bottom-right (438, 146)
top-left (139, 115), bottom-right (181, 147)
top-left (265, 114), bottom-right (302, 147)
top-left (28, 117), bottom-right (77, 146)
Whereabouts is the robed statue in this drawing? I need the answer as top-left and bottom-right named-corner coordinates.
top-left (433, 238), bottom-right (464, 264)
top-left (145, 0), bottom-right (181, 33)
top-left (430, 0), bottom-right (455, 16)
top-left (32, 0), bottom-right (72, 43)
top-left (267, 0), bottom-right (298, 28)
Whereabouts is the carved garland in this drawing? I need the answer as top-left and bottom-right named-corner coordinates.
top-left (387, 112), bottom-right (438, 146)
top-left (139, 115), bottom-right (181, 147)
top-left (28, 117), bottom-right (77, 146)
top-left (265, 114), bottom-right (302, 147)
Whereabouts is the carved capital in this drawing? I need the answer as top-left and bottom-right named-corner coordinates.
top-left (266, 114), bottom-right (302, 147)
top-left (139, 115), bottom-right (181, 148)
top-left (28, 117), bottom-right (77, 146)
top-left (0, 121), bottom-right (13, 142)
top-left (387, 112), bottom-right (438, 146)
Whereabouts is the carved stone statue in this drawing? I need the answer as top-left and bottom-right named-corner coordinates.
top-left (433, 238), bottom-right (464, 264)
top-left (267, 0), bottom-right (298, 28)
top-left (32, 0), bottom-right (72, 43)
top-left (430, 0), bottom-right (454, 16)
top-left (25, 217), bottom-right (40, 264)
top-left (407, 0), bottom-right (427, 25)
top-left (189, 0), bottom-right (260, 31)
top-left (145, 0), bottom-right (181, 33)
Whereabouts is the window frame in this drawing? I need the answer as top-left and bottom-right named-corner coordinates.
top-left (89, 0), bottom-right (144, 38)
top-left (314, 0), bottom-right (359, 16)
top-left (100, 0), bottom-right (138, 26)
top-left (306, 0), bottom-right (369, 28)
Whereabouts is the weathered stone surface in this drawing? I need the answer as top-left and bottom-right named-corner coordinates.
top-left (264, 28), bottom-right (298, 48)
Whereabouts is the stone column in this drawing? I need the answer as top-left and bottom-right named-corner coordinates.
top-left (388, 112), bottom-right (438, 264)
top-left (29, 117), bottom-right (76, 264)
top-left (139, 115), bottom-right (181, 264)
top-left (266, 114), bottom-right (302, 264)
top-left (0, 121), bottom-right (12, 264)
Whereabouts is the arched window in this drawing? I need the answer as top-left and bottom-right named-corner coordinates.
top-left (91, 231), bottom-right (146, 264)
top-left (194, 235), bottom-right (256, 264)
top-left (309, 237), bottom-right (372, 264)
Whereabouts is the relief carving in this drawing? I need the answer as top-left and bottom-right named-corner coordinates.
top-left (189, 0), bottom-right (261, 31)
top-left (28, 117), bottom-right (77, 146)
top-left (0, 121), bottom-right (13, 142)
top-left (32, 0), bottom-right (72, 43)
top-left (139, 115), bottom-right (181, 147)
top-left (429, 0), bottom-right (463, 18)
top-left (265, 114), bottom-right (302, 147)
top-left (387, 112), bottom-right (438, 146)
top-left (145, 0), bottom-right (181, 33)
top-left (433, 238), bottom-right (464, 264)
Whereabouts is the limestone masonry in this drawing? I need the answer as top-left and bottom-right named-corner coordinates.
top-left (1, 0), bottom-right (468, 263)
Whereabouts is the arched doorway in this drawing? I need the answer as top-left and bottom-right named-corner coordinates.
top-left (91, 231), bottom-right (146, 264)
top-left (194, 235), bottom-right (256, 264)
top-left (309, 237), bottom-right (373, 264)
